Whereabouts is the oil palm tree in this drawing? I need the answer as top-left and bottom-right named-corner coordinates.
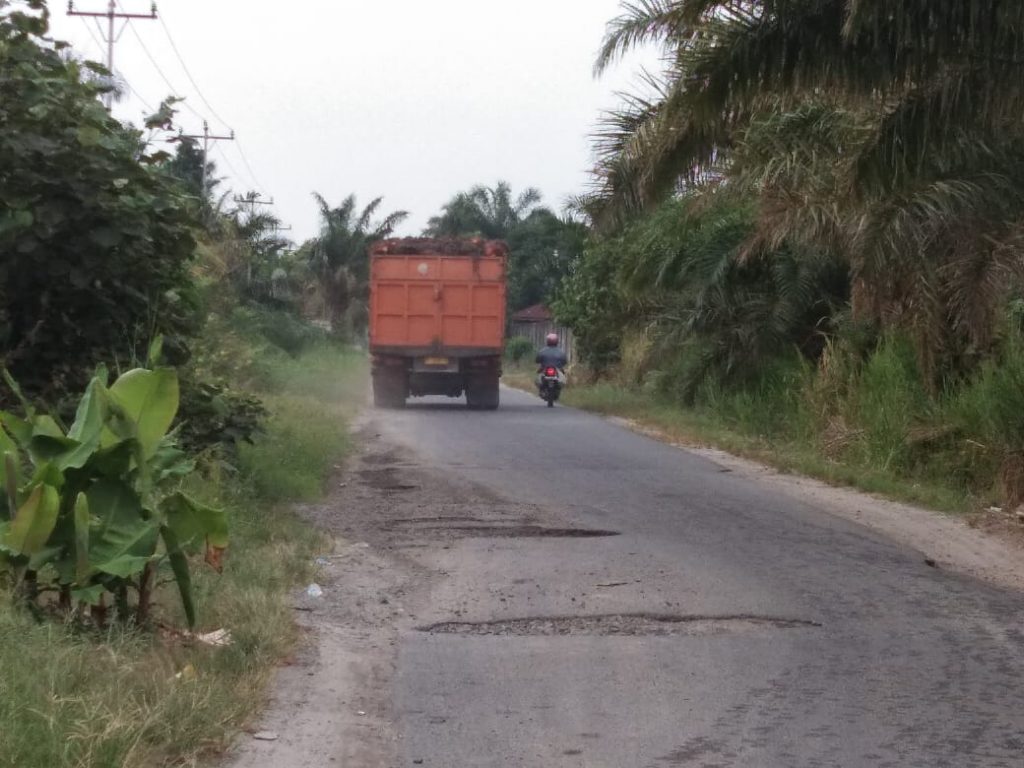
top-left (424, 181), bottom-right (542, 239)
top-left (308, 193), bottom-right (408, 333)
top-left (591, 0), bottom-right (1024, 375)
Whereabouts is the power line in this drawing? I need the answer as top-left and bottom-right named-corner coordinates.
top-left (158, 13), bottom-right (233, 132)
top-left (179, 120), bottom-right (235, 199)
top-left (154, 8), bottom-right (270, 195)
top-left (233, 139), bottom-right (268, 195)
top-left (118, 75), bottom-right (155, 113)
top-left (68, 1), bottom-right (157, 109)
top-left (211, 142), bottom-right (246, 188)
top-left (118, 3), bottom-right (271, 202)
top-left (123, 19), bottom-right (206, 123)
top-left (78, 16), bottom-right (154, 114)
top-left (78, 16), bottom-right (106, 60)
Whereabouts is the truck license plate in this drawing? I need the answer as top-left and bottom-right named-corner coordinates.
top-left (424, 357), bottom-right (450, 366)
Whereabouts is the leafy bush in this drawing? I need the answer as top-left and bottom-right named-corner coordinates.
top-left (260, 311), bottom-right (328, 356)
top-left (554, 236), bottom-right (627, 374)
top-left (0, 363), bottom-right (224, 627)
top-left (177, 378), bottom-right (267, 459)
top-left (230, 305), bottom-right (330, 357)
top-left (0, 8), bottom-right (199, 403)
top-left (505, 336), bottom-right (535, 364)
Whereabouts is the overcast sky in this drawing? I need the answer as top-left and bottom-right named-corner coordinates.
top-left (48, 1), bottom-right (658, 242)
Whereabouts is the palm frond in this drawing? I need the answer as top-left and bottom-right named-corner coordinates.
top-left (595, 0), bottom-right (688, 75)
top-left (514, 187), bottom-right (543, 216)
top-left (374, 210), bottom-right (410, 238)
top-left (356, 197), bottom-right (384, 233)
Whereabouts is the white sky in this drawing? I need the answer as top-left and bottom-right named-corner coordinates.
top-left (47, 0), bottom-right (659, 243)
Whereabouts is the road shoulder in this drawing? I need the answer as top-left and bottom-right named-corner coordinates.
top-left (609, 414), bottom-right (1024, 591)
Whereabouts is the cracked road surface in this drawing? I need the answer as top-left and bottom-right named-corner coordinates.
top-left (230, 386), bottom-right (1024, 767)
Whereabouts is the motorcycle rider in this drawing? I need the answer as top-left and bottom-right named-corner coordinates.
top-left (536, 333), bottom-right (568, 387)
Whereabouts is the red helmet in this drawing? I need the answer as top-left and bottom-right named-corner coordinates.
top-left (545, 333), bottom-right (559, 346)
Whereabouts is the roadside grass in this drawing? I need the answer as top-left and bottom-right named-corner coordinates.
top-left (238, 343), bottom-right (367, 502)
top-left (504, 370), bottom-right (974, 514)
top-left (0, 341), bottom-right (367, 768)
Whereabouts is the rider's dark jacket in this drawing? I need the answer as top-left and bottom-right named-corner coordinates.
top-left (535, 347), bottom-right (568, 369)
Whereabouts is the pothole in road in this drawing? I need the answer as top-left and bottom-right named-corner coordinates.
top-left (389, 516), bottom-right (488, 525)
top-left (389, 522), bottom-right (619, 538)
top-left (418, 613), bottom-right (821, 636)
top-left (357, 468), bottom-right (419, 492)
top-left (360, 451), bottom-right (401, 466)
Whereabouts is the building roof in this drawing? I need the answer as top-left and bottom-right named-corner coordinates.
top-left (511, 303), bottom-right (553, 322)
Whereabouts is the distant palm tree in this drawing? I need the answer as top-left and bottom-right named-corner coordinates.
top-left (308, 193), bottom-right (408, 333)
top-left (425, 181), bottom-right (542, 239)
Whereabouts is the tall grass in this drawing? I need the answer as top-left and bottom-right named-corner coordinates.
top-left (844, 337), bottom-right (930, 471)
top-left (240, 344), bottom-right (366, 501)
top-left (694, 353), bottom-right (813, 441)
top-left (941, 332), bottom-right (1024, 505)
top-left (0, 338), bottom-right (367, 768)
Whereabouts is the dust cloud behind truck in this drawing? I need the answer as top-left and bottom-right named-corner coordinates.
top-left (368, 238), bottom-right (508, 409)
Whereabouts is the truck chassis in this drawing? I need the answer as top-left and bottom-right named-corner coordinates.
top-left (372, 352), bottom-right (501, 410)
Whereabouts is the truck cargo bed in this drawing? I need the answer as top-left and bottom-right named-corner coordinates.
top-left (369, 241), bottom-right (506, 354)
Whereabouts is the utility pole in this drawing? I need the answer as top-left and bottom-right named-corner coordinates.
top-left (233, 191), bottom-right (275, 216)
top-left (229, 193), bottom-right (276, 287)
top-left (180, 121), bottom-right (235, 200)
top-left (68, 1), bottom-right (158, 110)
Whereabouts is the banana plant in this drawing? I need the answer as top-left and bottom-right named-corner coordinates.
top-left (0, 359), bottom-right (226, 627)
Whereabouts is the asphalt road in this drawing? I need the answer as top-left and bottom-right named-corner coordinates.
top-left (368, 386), bottom-right (1024, 767)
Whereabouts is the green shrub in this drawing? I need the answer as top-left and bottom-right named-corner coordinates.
top-left (0, 10), bottom-right (199, 406)
top-left (177, 378), bottom-right (267, 459)
top-left (229, 306), bottom-right (329, 358)
top-left (0, 322), bottom-right (367, 768)
top-left (648, 339), bottom-right (715, 403)
top-left (258, 311), bottom-right (328, 357)
top-left (505, 336), bottom-right (535, 364)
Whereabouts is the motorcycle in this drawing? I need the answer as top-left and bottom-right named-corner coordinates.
top-left (538, 366), bottom-right (563, 407)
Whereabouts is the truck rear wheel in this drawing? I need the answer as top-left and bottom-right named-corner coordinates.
top-left (465, 373), bottom-right (499, 411)
top-left (373, 372), bottom-right (407, 409)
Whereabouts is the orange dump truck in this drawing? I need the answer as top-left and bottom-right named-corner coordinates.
top-left (368, 237), bottom-right (507, 409)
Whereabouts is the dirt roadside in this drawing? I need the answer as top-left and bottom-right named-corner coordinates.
top-left (223, 423), bottom-right (562, 767)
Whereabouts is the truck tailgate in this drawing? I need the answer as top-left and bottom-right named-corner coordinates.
top-left (370, 254), bottom-right (506, 353)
